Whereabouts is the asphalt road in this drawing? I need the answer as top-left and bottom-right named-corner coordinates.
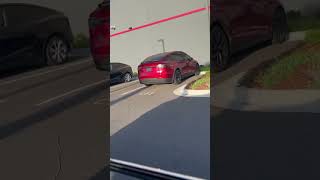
top-left (110, 76), bottom-right (210, 179)
top-left (0, 57), bottom-right (108, 180)
top-left (212, 41), bottom-right (320, 180)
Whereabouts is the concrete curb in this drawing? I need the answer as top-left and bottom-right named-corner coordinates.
top-left (174, 72), bottom-right (210, 97)
top-left (214, 70), bottom-right (320, 113)
top-left (174, 84), bottom-right (210, 97)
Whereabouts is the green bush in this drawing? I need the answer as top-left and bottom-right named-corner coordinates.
top-left (73, 33), bottom-right (90, 48)
top-left (305, 29), bottom-right (320, 43)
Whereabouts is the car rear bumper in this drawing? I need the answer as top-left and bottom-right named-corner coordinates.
top-left (139, 78), bottom-right (172, 85)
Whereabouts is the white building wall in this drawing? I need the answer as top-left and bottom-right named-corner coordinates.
top-left (111, 0), bottom-right (210, 72)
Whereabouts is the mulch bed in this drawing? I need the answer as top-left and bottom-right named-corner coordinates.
top-left (239, 42), bottom-right (320, 90)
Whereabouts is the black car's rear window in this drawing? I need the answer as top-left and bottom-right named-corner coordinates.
top-left (142, 53), bottom-right (168, 63)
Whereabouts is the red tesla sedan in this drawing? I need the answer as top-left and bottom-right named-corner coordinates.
top-left (211, 0), bottom-right (289, 72)
top-left (138, 51), bottom-right (200, 85)
top-left (89, 0), bottom-right (109, 70)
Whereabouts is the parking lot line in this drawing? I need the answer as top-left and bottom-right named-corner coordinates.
top-left (0, 59), bottom-right (91, 87)
top-left (93, 98), bottom-right (108, 105)
top-left (36, 79), bottom-right (105, 106)
top-left (121, 86), bottom-right (146, 96)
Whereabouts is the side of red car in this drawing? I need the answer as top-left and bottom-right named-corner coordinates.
top-left (89, 0), bottom-right (109, 71)
top-left (138, 51), bottom-right (200, 85)
top-left (211, 0), bottom-right (289, 72)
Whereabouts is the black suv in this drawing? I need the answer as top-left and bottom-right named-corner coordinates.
top-left (0, 3), bottom-right (73, 69)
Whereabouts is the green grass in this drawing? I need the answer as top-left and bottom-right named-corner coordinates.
top-left (257, 51), bottom-right (320, 88)
top-left (73, 33), bottom-right (90, 48)
top-left (288, 16), bottom-right (320, 32)
top-left (190, 71), bottom-right (210, 90)
top-left (200, 65), bottom-right (210, 72)
top-left (305, 29), bottom-right (320, 43)
top-left (312, 80), bottom-right (320, 89)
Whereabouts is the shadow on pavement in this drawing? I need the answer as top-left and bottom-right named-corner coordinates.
top-left (110, 96), bottom-right (210, 179)
top-left (89, 166), bottom-right (109, 180)
top-left (0, 82), bottom-right (105, 140)
top-left (213, 82), bottom-right (320, 180)
top-left (0, 65), bottom-right (93, 99)
top-left (110, 86), bottom-right (148, 106)
top-left (0, 56), bottom-right (89, 80)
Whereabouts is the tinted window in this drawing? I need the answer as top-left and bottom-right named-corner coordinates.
top-left (181, 52), bottom-right (192, 60)
top-left (143, 53), bottom-right (167, 63)
top-left (110, 63), bottom-right (122, 71)
top-left (5, 5), bottom-right (56, 26)
top-left (170, 53), bottom-right (184, 61)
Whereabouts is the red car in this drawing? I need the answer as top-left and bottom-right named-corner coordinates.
top-left (89, 0), bottom-right (109, 70)
top-left (211, 0), bottom-right (289, 72)
top-left (138, 51), bottom-right (200, 85)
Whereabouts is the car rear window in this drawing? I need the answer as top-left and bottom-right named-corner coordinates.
top-left (142, 53), bottom-right (168, 63)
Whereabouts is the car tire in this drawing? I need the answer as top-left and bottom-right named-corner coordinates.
top-left (122, 73), bottom-right (132, 83)
top-left (272, 8), bottom-right (289, 44)
top-left (173, 69), bottom-right (182, 85)
top-left (45, 36), bottom-right (69, 66)
top-left (195, 64), bottom-right (201, 76)
top-left (212, 25), bottom-right (230, 72)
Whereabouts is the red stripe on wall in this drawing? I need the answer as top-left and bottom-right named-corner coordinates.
top-left (110, 7), bottom-right (207, 37)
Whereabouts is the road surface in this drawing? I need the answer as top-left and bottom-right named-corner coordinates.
top-left (110, 76), bottom-right (210, 179)
top-left (212, 40), bottom-right (320, 179)
top-left (0, 57), bottom-right (108, 180)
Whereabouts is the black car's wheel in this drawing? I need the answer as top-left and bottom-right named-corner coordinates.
top-left (212, 25), bottom-right (230, 72)
top-left (272, 8), bottom-right (289, 44)
top-left (45, 36), bottom-right (69, 65)
top-left (173, 69), bottom-right (182, 84)
top-left (122, 73), bottom-right (132, 83)
top-left (195, 64), bottom-right (200, 76)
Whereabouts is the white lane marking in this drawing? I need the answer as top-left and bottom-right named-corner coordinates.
top-left (121, 86), bottom-right (145, 96)
top-left (110, 80), bottom-right (139, 93)
top-left (139, 91), bottom-right (155, 96)
top-left (36, 80), bottom-right (105, 106)
top-left (94, 98), bottom-right (108, 105)
top-left (0, 59), bottom-right (91, 87)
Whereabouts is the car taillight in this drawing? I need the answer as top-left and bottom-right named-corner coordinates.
top-left (156, 64), bottom-right (167, 73)
top-left (156, 64), bottom-right (166, 69)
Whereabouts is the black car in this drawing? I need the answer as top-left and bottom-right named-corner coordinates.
top-left (110, 62), bottom-right (133, 84)
top-left (0, 3), bottom-right (73, 69)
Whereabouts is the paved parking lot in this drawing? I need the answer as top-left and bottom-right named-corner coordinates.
top-left (110, 76), bottom-right (210, 179)
top-left (212, 40), bottom-right (320, 179)
top-left (0, 57), bottom-right (107, 180)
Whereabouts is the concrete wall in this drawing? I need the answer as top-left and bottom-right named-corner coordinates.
top-left (110, 0), bottom-right (210, 72)
top-left (1, 0), bottom-right (101, 36)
